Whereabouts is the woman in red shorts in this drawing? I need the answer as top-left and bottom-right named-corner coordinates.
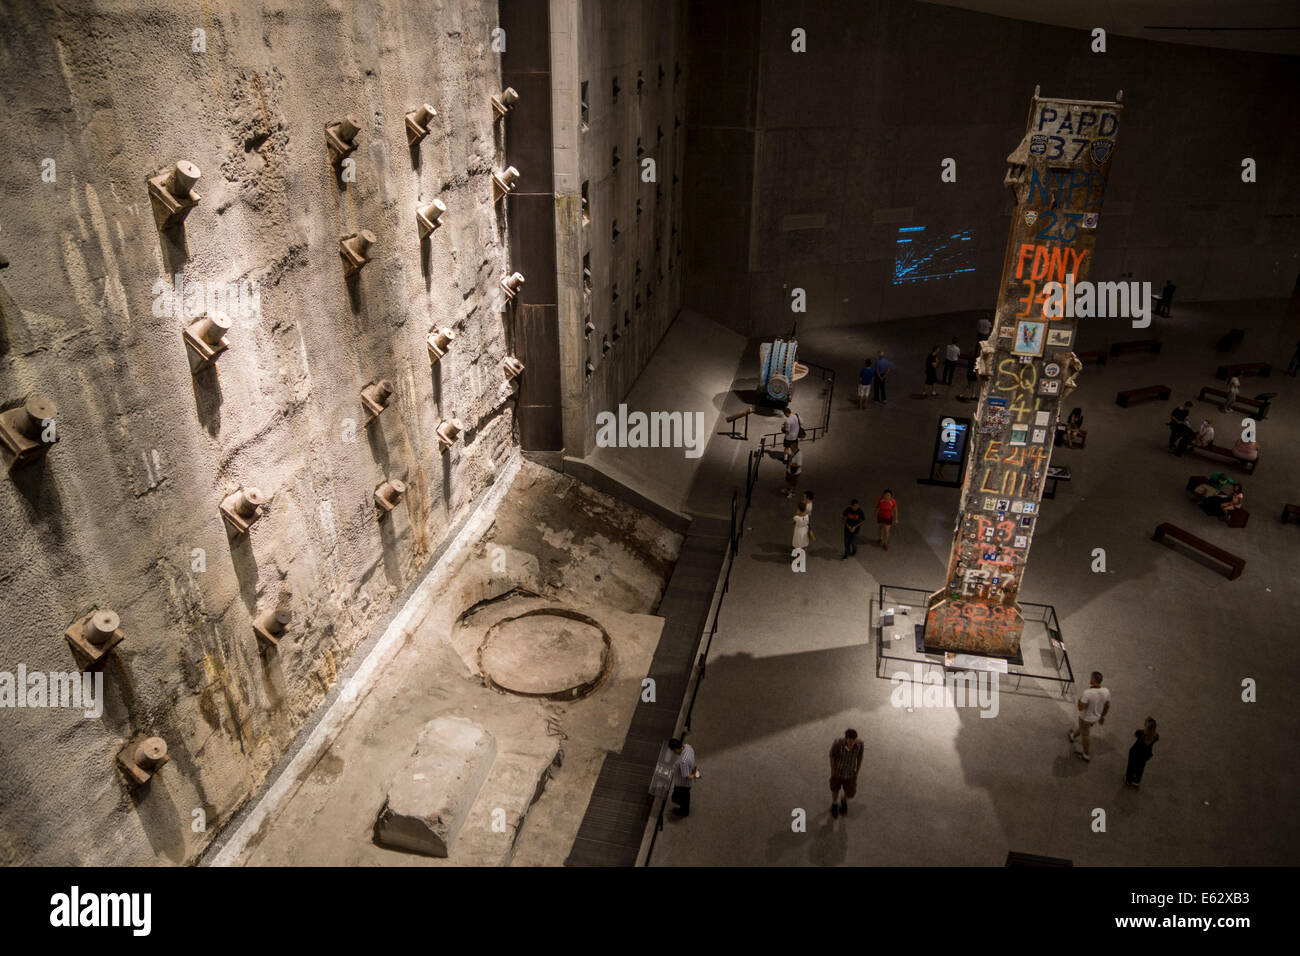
top-left (876, 489), bottom-right (900, 550)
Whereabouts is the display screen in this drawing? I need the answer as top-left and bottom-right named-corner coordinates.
top-left (937, 417), bottom-right (969, 463)
top-left (893, 225), bottom-right (976, 284)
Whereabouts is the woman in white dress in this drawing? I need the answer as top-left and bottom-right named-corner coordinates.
top-left (792, 502), bottom-right (813, 550)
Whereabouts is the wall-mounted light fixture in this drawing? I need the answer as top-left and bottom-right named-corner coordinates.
top-left (0, 396), bottom-right (58, 470)
top-left (436, 419), bottom-right (462, 450)
top-left (325, 116), bottom-right (361, 163)
top-left (491, 87), bottom-right (519, 118)
top-left (220, 485), bottom-right (268, 536)
top-left (500, 272), bottom-right (525, 300)
top-left (405, 104), bottom-right (437, 147)
top-left (427, 327), bottom-right (456, 363)
top-left (64, 607), bottom-right (125, 671)
top-left (492, 165), bottom-right (520, 202)
top-left (183, 312), bottom-right (231, 374)
top-left (375, 478), bottom-right (406, 517)
top-left (147, 161), bottom-right (202, 231)
top-left (417, 199), bottom-right (447, 239)
top-left (361, 379), bottom-right (395, 423)
top-left (117, 736), bottom-right (169, 787)
top-left (341, 230), bottom-right (377, 276)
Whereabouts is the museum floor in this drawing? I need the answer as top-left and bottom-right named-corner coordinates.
top-left (642, 299), bottom-right (1300, 866)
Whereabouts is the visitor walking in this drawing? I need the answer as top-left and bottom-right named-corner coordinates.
top-left (828, 729), bottom-right (864, 818)
top-left (792, 501), bottom-right (813, 552)
top-left (943, 337), bottom-right (960, 386)
top-left (669, 737), bottom-right (699, 816)
top-left (857, 359), bottom-right (874, 410)
top-left (802, 490), bottom-right (814, 520)
top-left (842, 498), bottom-right (865, 558)
top-left (1159, 279), bottom-right (1176, 317)
top-left (1067, 671), bottom-right (1110, 762)
top-left (873, 352), bottom-right (894, 403)
top-left (924, 345), bottom-right (940, 397)
top-left (1124, 718), bottom-right (1160, 788)
top-left (1221, 375), bottom-right (1241, 412)
top-left (784, 446), bottom-right (803, 498)
top-left (977, 315), bottom-right (992, 341)
top-left (781, 406), bottom-right (803, 461)
top-left (958, 350), bottom-right (979, 401)
top-left (875, 489), bottom-right (899, 550)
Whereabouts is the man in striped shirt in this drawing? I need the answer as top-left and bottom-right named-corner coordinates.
top-left (829, 729), bottom-right (864, 818)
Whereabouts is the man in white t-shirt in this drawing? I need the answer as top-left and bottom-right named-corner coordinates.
top-left (1067, 671), bottom-right (1111, 762)
top-left (781, 406), bottom-right (802, 459)
top-left (943, 337), bottom-right (961, 385)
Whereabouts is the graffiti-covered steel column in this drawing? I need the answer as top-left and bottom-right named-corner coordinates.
top-left (923, 87), bottom-right (1123, 659)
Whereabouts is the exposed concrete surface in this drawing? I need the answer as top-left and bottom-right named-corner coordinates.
top-left (226, 463), bottom-right (676, 866)
top-left (651, 300), bottom-right (1300, 865)
top-left (585, 308), bottom-right (747, 514)
top-left (375, 716), bottom-right (497, 857)
top-left (0, 0), bottom-right (516, 865)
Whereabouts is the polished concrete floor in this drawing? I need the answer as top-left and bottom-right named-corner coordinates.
top-left (641, 300), bottom-right (1300, 865)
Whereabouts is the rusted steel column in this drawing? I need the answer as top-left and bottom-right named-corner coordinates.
top-left (923, 88), bottom-right (1124, 659)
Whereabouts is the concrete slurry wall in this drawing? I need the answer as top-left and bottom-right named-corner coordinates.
top-left (0, 0), bottom-right (517, 864)
top-left (683, 0), bottom-right (1300, 335)
top-left (561, 0), bottom-right (688, 456)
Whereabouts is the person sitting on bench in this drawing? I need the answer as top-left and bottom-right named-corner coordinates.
top-left (1066, 407), bottom-right (1084, 443)
top-left (1167, 401), bottom-right (1195, 455)
top-left (1192, 472), bottom-right (1233, 498)
top-left (1222, 375), bottom-right (1241, 412)
top-left (1201, 483), bottom-right (1245, 519)
top-left (1192, 419), bottom-right (1215, 448)
top-left (1056, 407), bottom-right (1085, 447)
top-left (1232, 436), bottom-right (1259, 462)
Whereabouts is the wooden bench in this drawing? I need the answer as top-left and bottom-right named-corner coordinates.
top-left (1189, 443), bottom-right (1258, 474)
top-left (1110, 339), bottom-right (1161, 358)
top-left (1216, 329), bottom-right (1244, 352)
top-left (1073, 349), bottom-right (1108, 367)
top-left (1282, 504), bottom-right (1300, 525)
top-left (1196, 385), bottom-right (1270, 420)
top-left (1152, 522), bottom-right (1245, 580)
top-left (1216, 361), bottom-right (1271, 380)
top-left (1115, 384), bottom-right (1171, 407)
top-left (1042, 465), bottom-right (1071, 499)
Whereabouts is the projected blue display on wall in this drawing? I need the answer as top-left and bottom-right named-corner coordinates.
top-left (892, 226), bottom-right (976, 284)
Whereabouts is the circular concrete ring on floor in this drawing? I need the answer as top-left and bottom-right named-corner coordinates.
top-left (478, 607), bottom-right (612, 701)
